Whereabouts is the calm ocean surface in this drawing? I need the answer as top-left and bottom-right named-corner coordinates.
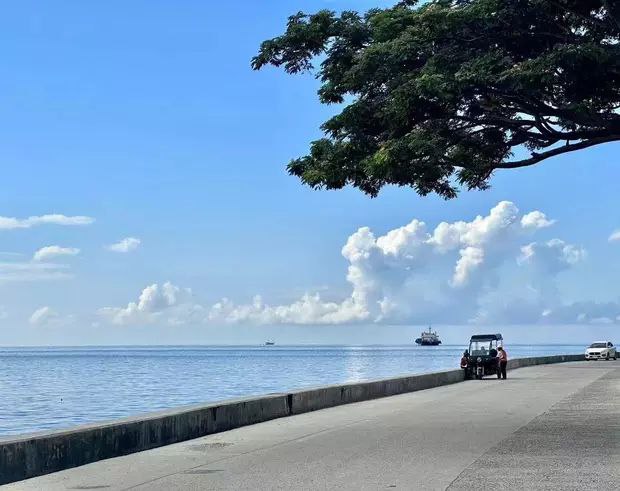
top-left (0, 344), bottom-right (582, 437)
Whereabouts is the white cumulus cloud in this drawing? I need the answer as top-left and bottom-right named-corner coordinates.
top-left (33, 246), bottom-right (80, 262)
top-left (0, 214), bottom-right (94, 230)
top-left (98, 282), bottom-right (198, 325)
top-left (609, 230), bottom-right (620, 242)
top-left (211, 201), bottom-right (579, 325)
top-left (520, 211), bottom-right (556, 229)
top-left (100, 202), bottom-right (616, 326)
top-left (518, 239), bottom-right (586, 273)
top-left (29, 306), bottom-right (75, 326)
top-left (208, 294), bottom-right (367, 325)
top-left (29, 306), bottom-right (59, 326)
top-left (106, 237), bottom-right (141, 253)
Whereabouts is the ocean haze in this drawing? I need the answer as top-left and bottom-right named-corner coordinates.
top-left (0, 323), bottom-right (615, 347)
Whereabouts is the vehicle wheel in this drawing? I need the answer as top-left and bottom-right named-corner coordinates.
top-left (606, 354), bottom-right (610, 361)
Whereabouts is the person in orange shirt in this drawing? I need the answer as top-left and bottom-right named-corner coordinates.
top-left (497, 346), bottom-right (508, 380)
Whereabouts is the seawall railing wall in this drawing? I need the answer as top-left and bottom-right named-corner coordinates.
top-left (0, 353), bottom-right (584, 484)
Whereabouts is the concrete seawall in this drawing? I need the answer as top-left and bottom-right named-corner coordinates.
top-left (0, 353), bottom-right (583, 485)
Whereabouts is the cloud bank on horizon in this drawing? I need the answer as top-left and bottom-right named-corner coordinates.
top-left (96, 201), bottom-right (620, 327)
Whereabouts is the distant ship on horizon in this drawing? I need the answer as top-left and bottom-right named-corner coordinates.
top-left (265, 340), bottom-right (275, 346)
top-left (415, 327), bottom-right (441, 346)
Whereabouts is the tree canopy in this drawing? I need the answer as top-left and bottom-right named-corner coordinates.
top-left (252, 0), bottom-right (620, 198)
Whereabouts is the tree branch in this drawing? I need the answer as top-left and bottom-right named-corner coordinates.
top-left (495, 136), bottom-right (620, 169)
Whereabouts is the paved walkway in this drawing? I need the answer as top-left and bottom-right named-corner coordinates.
top-left (4, 361), bottom-right (619, 490)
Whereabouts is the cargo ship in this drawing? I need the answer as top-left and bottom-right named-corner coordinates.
top-left (415, 327), bottom-right (441, 346)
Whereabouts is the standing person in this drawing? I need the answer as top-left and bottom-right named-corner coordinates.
top-left (497, 346), bottom-right (508, 380)
top-left (460, 350), bottom-right (470, 379)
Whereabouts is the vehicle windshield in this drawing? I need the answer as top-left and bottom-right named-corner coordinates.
top-left (589, 343), bottom-right (607, 348)
top-left (469, 340), bottom-right (498, 356)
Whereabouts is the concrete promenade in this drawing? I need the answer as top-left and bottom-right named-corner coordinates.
top-left (5, 360), bottom-right (618, 490)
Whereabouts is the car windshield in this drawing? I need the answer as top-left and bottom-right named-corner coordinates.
top-left (589, 343), bottom-right (607, 348)
top-left (469, 340), bottom-right (497, 356)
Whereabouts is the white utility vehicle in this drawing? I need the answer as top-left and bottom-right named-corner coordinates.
top-left (585, 341), bottom-right (616, 360)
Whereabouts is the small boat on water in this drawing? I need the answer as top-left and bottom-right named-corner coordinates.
top-left (265, 340), bottom-right (275, 346)
top-left (415, 327), bottom-right (441, 346)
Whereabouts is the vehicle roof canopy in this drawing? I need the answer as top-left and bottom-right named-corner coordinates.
top-left (469, 333), bottom-right (503, 342)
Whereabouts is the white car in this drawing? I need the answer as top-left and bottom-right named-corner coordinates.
top-left (585, 341), bottom-right (616, 360)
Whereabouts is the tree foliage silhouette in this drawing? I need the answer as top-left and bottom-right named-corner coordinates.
top-left (253, 0), bottom-right (620, 197)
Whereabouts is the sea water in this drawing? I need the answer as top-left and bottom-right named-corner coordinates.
top-left (0, 344), bottom-right (582, 437)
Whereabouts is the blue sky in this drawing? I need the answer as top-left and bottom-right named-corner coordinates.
top-left (0, 1), bottom-right (619, 345)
